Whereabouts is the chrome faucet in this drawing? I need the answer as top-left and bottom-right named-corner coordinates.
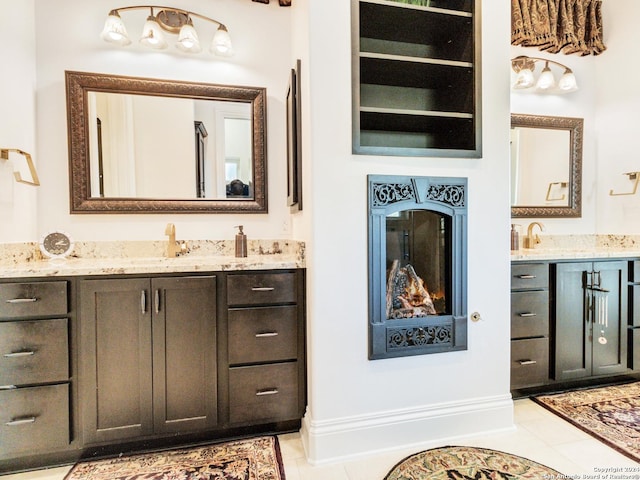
top-left (524, 222), bottom-right (545, 249)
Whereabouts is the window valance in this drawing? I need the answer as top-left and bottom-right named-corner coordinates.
top-left (512, 0), bottom-right (606, 56)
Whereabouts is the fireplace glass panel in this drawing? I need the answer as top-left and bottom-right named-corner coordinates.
top-left (386, 210), bottom-right (451, 318)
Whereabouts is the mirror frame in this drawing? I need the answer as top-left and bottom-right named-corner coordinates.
top-left (511, 113), bottom-right (583, 218)
top-left (65, 70), bottom-right (267, 214)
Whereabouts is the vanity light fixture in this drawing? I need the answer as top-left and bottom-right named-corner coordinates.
top-left (101, 6), bottom-right (233, 57)
top-left (511, 55), bottom-right (578, 94)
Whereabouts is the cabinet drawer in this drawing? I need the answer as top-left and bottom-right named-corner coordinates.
top-left (228, 306), bottom-right (298, 365)
top-left (227, 272), bottom-right (297, 306)
top-left (0, 281), bottom-right (68, 319)
top-left (511, 291), bottom-right (549, 339)
top-left (0, 319), bottom-right (69, 386)
top-left (229, 362), bottom-right (299, 424)
top-left (630, 329), bottom-right (640, 371)
top-left (0, 384), bottom-right (69, 456)
top-left (632, 261), bottom-right (640, 282)
top-left (511, 264), bottom-right (548, 290)
top-left (511, 338), bottom-right (549, 389)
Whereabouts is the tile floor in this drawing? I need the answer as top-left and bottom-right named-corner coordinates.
top-left (4, 398), bottom-right (638, 480)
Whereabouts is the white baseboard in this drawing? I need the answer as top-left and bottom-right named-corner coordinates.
top-left (300, 394), bottom-right (514, 465)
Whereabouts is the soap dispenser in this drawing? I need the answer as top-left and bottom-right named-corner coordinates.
top-left (510, 224), bottom-right (520, 251)
top-left (235, 225), bottom-right (247, 258)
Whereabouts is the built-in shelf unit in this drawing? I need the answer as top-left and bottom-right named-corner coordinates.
top-left (352, 0), bottom-right (481, 157)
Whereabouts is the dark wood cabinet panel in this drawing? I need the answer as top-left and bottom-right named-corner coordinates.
top-left (79, 278), bottom-right (153, 444)
top-left (0, 281), bottom-right (68, 318)
top-left (0, 384), bottom-right (69, 456)
top-left (511, 338), bottom-right (549, 389)
top-left (0, 318), bottom-right (68, 386)
top-left (152, 276), bottom-right (217, 434)
top-left (511, 291), bottom-right (549, 339)
top-left (80, 276), bottom-right (218, 443)
top-left (554, 261), bottom-right (628, 381)
top-left (228, 305), bottom-right (298, 365)
top-left (227, 272), bottom-right (297, 306)
top-left (228, 362), bottom-right (299, 424)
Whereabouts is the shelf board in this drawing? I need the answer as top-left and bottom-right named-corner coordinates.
top-left (360, 106), bottom-right (473, 119)
top-left (360, 51), bottom-right (472, 69)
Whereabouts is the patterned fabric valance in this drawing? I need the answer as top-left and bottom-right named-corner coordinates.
top-left (512, 0), bottom-right (606, 56)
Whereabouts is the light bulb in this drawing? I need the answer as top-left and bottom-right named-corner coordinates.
top-left (140, 15), bottom-right (168, 49)
top-left (559, 69), bottom-right (578, 91)
top-left (101, 11), bottom-right (131, 46)
top-left (536, 62), bottom-right (556, 90)
top-left (211, 25), bottom-right (233, 56)
top-left (176, 21), bottom-right (201, 53)
top-left (513, 68), bottom-right (535, 89)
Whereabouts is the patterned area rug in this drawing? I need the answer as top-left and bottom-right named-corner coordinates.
top-left (533, 381), bottom-right (640, 463)
top-left (384, 445), bottom-right (562, 480)
top-left (64, 436), bottom-right (285, 480)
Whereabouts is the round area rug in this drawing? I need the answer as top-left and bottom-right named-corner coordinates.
top-left (384, 445), bottom-right (563, 480)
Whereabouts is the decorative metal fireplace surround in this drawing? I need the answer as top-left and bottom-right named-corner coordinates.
top-left (368, 175), bottom-right (468, 359)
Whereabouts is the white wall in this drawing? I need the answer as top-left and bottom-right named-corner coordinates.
top-left (595, 0), bottom-right (640, 234)
top-left (32, 0), bottom-right (294, 242)
top-left (300, 0), bottom-right (514, 463)
top-left (0, 0), bottom-right (38, 242)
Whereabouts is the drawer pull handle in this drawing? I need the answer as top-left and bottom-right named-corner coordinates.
top-left (251, 287), bottom-right (275, 292)
top-left (518, 313), bottom-right (537, 318)
top-left (6, 416), bottom-right (36, 426)
top-left (5, 298), bottom-right (38, 304)
top-left (256, 388), bottom-right (279, 396)
top-left (517, 275), bottom-right (537, 279)
top-left (255, 332), bottom-right (279, 338)
top-left (4, 351), bottom-right (35, 358)
top-left (518, 360), bottom-right (537, 365)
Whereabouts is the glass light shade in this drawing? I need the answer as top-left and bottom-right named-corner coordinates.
top-left (211, 26), bottom-right (233, 56)
top-left (559, 69), bottom-right (578, 91)
top-left (513, 68), bottom-right (535, 89)
top-left (536, 64), bottom-right (556, 90)
top-left (140, 16), bottom-right (168, 49)
top-left (176, 23), bottom-right (201, 53)
top-left (101, 12), bottom-right (131, 46)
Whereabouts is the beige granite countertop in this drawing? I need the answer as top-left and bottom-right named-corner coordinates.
top-left (0, 240), bottom-right (305, 278)
top-left (511, 234), bottom-right (640, 261)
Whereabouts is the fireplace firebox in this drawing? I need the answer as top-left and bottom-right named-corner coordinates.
top-left (368, 175), bottom-right (467, 359)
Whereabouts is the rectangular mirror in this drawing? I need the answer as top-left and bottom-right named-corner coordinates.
top-left (66, 71), bottom-right (267, 213)
top-left (510, 114), bottom-right (583, 218)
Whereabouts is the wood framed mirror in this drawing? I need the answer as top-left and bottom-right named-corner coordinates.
top-left (66, 70), bottom-right (267, 214)
top-left (511, 113), bottom-right (583, 218)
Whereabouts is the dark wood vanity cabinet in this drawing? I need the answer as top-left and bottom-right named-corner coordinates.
top-left (0, 281), bottom-right (72, 460)
top-left (352, 0), bottom-right (481, 157)
top-left (79, 276), bottom-right (218, 444)
top-left (553, 261), bottom-right (628, 381)
top-left (510, 263), bottom-right (550, 389)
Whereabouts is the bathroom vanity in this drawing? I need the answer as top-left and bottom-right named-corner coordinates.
top-left (0, 242), bottom-right (306, 473)
top-left (510, 240), bottom-right (640, 394)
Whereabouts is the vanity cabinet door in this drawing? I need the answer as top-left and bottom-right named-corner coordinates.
top-left (79, 278), bottom-right (153, 444)
top-left (80, 276), bottom-right (218, 444)
top-left (554, 261), bottom-right (628, 381)
top-left (152, 276), bottom-right (217, 434)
